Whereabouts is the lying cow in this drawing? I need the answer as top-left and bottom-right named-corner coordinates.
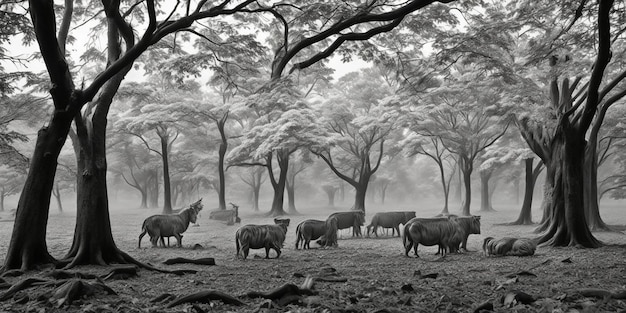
top-left (366, 211), bottom-right (416, 237)
top-left (235, 218), bottom-right (290, 260)
top-left (138, 199), bottom-right (203, 248)
top-left (483, 237), bottom-right (537, 257)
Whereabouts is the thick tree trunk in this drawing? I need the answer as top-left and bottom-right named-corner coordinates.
top-left (479, 171), bottom-right (495, 212)
top-left (64, 143), bottom-right (128, 267)
top-left (509, 158), bottom-right (539, 225)
top-left (583, 143), bottom-right (610, 230)
top-left (536, 129), bottom-right (601, 247)
top-left (2, 112), bottom-right (74, 270)
top-left (460, 167), bottom-right (472, 216)
top-left (268, 152), bottom-right (288, 216)
top-left (160, 135), bottom-right (173, 214)
top-left (353, 180), bottom-right (369, 212)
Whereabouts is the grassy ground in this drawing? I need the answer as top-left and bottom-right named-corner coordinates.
top-left (0, 200), bottom-right (625, 312)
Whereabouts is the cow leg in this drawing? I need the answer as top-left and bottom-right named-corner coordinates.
top-left (174, 234), bottom-right (183, 247)
top-left (265, 247), bottom-right (271, 259)
top-left (138, 231), bottom-right (147, 248)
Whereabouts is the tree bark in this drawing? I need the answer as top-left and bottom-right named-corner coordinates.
top-left (159, 133), bottom-right (173, 214)
top-left (509, 158), bottom-right (542, 225)
top-left (267, 151), bottom-right (289, 216)
top-left (286, 176), bottom-right (297, 213)
top-left (460, 156), bottom-right (473, 216)
top-left (216, 115), bottom-right (228, 211)
top-left (536, 128), bottom-right (601, 247)
top-left (479, 170), bottom-right (495, 212)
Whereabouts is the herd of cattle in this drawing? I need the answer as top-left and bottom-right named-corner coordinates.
top-left (137, 199), bottom-right (537, 260)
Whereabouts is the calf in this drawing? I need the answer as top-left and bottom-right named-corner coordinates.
top-left (235, 218), bottom-right (290, 260)
top-left (366, 211), bottom-right (416, 237)
top-left (138, 199), bottom-right (203, 248)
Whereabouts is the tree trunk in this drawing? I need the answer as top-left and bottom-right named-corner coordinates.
top-left (381, 184), bottom-right (388, 204)
top-left (268, 151), bottom-right (288, 216)
top-left (53, 184), bottom-right (63, 213)
top-left (286, 177), bottom-right (297, 213)
top-left (509, 158), bottom-right (539, 225)
top-left (324, 188), bottom-right (336, 206)
top-left (160, 135), bottom-right (173, 214)
top-left (583, 141), bottom-right (610, 230)
top-left (479, 171), bottom-right (495, 212)
top-left (534, 164), bottom-right (555, 233)
top-left (437, 161), bottom-right (450, 214)
top-left (2, 112), bottom-right (74, 270)
top-left (353, 180), bottom-right (369, 212)
top-left (217, 115), bottom-right (228, 210)
top-left (0, 190), bottom-right (4, 212)
top-left (460, 159), bottom-right (472, 216)
top-left (536, 128), bottom-right (601, 247)
top-left (149, 171), bottom-right (159, 208)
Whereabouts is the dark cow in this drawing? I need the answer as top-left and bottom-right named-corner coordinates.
top-left (295, 219), bottom-right (327, 249)
top-left (402, 217), bottom-right (460, 257)
top-left (328, 211), bottom-right (365, 237)
top-left (138, 199), bottom-right (203, 248)
top-left (235, 218), bottom-right (290, 260)
top-left (316, 216), bottom-right (339, 248)
top-left (366, 211), bottom-right (416, 237)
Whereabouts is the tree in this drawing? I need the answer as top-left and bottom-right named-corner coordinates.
top-left (312, 69), bottom-right (397, 212)
top-left (401, 134), bottom-right (456, 213)
top-left (229, 78), bottom-right (328, 216)
top-left (240, 167), bottom-right (266, 212)
top-left (411, 69), bottom-right (509, 216)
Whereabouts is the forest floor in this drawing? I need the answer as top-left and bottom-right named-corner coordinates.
top-left (0, 201), bottom-right (625, 313)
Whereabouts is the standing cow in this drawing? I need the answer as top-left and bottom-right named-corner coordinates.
top-left (295, 219), bottom-right (327, 249)
top-left (366, 211), bottom-right (416, 237)
top-left (138, 199), bottom-right (203, 248)
top-left (235, 218), bottom-right (290, 260)
top-left (328, 211), bottom-right (365, 237)
top-left (402, 217), bottom-right (461, 257)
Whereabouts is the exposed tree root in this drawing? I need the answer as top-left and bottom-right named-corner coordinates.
top-left (167, 290), bottom-right (245, 307)
top-left (51, 279), bottom-right (117, 307)
top-left (45, 269), bottom-right (97, 280)
top-left (1, 269), bottom-right (24, 278)
top-left (246, 283), bottom-right (317, 300)
top-left (0, 277), bottom-right (50, 301)
top-left (100, 265), bottom-right (139, 280)
top-left (162, 258), bottom-right (216, 266)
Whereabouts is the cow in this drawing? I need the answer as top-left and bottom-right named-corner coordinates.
top-left (295, 219), bottom-right (327, 249)
top-left (235, 218), bottom-right (290, 260)
top-left (366, 211), bottom-right (416, 237)
top-left (327, 211), bottom-right (365, 237)
top-left (138, 199), bottom-right (203, 248)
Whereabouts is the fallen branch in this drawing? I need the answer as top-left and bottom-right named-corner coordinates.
top-left (578, 288), bottom-right (626, 299)
top-left (167, 290), bottom-right (245, 307)
top-left (162, 258), bottom-right (216, 266)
